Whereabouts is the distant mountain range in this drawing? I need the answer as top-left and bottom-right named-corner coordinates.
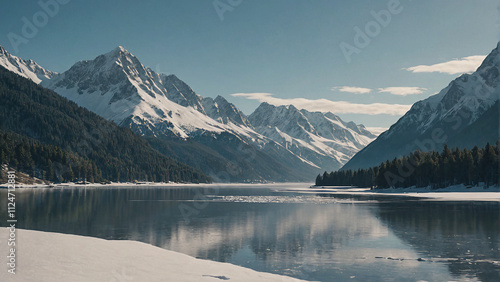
top-left (0, 45), bottom-right (375, 182)
top-left (5, 42), bottom-right (494, 182)
top-left (249, 102), bottom-right (375, 170)
top-left (343, 42), bottom-right (500, 170)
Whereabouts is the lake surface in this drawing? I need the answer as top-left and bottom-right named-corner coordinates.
top-left (1, 184), bottom-right (499, 281)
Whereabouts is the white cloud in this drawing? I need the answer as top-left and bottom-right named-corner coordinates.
top-left (366, 127), bottom-right (388, 136)
top-left (231, 93), bottom-right (411, 116)
top-left (378, 87), bottom-right (427, 96)
top-left (404, 55), bottom-right (486, 75)
top-left (331, 86), bottom-right (372, 94)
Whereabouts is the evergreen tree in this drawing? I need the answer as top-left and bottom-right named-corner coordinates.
top-left (315, 143), bottom-right (500, 189)
top-left (0, 66), bottom-right (211, 184)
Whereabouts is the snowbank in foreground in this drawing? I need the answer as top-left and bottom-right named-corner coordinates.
top-left (0, 229), bottom-right (308, 282)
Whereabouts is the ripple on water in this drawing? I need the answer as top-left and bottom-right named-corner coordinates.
top-left (206, 195), bottom-right (374, 204)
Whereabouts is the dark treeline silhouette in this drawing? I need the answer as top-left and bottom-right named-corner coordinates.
top-left (0, 131), bottom-right (101, 183)
top-left (316, 142), bottom-right (500, 189)
top-left (0, 66), bottom-right (211, 184)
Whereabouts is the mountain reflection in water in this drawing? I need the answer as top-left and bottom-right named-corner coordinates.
top-left (1, 185), bottom-right (498, 281)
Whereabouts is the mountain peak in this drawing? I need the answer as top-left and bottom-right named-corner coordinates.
top-left (0, 44), bottom-right (56, 84)
top-left (214, 95), bottom-right (228, 104)
top-left (249, 100), bottom-right (376, 169)
top-left (103, 46), bottom-right (135, 61)
top-left (162, 73), bottom-right (181, 81)
top-left (111, 45), bottom-right (130, 55)
top-left (343, 41), bottom-right (500, 170)
top-left (85, 46), bottom-right (148, 75)
top-left (286, 104), bottom-right (298, 111)
top-left (255, 102), bottom-right (296, 111)
top-left (115, 45), bottom-right (127, 52)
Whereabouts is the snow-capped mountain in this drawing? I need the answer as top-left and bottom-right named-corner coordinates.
top-left (0, 44), bottom-right (376, 180)
top-left (0, 45), bottom-right (56, 83)
top-left (42, 46), bottom-right (261, 140)
top-left (203, 95), bottom-right (253, 128)
top-left (249, 103), bottom-right (375, 169)
top-left (343, 42), bottom-right (500, 170)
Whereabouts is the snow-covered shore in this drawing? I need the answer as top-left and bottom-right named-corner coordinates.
top-left (0, 228), bottom-right (308, 282)
top-left (309, 184), bottom-right (500, 201)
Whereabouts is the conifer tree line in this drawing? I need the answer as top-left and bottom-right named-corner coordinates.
top-left (0, 131), bottom-right (101, 183)
top-left (316, 142), bottom-right (500, 189)
top-left (0, 66), bottom-right (211, 184)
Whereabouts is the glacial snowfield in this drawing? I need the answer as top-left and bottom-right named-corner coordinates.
top-left (0, 228), bottom-right (308, 282)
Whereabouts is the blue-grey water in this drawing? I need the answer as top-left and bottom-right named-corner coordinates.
top-left (1, 184), bottom-right (499, 281)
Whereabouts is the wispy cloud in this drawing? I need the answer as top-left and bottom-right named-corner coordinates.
top-left (378, 87), bottom-right (427, 96)
top-left (231, 93), bottom-right (411, 116)
top-left (331, 86), bottom-right (372, 94)
top-left (404, 55), bottom-right (486, 75)
top-left (331, 86), bottom-right (427, 96)
top-left (366, 127), bottom-right (388, 136)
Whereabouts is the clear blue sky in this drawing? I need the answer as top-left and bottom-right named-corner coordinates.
top-left (1, 0), bottom-right (499, 129)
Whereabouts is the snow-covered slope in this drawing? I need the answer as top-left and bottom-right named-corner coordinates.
top-left (202, 95), bottom-right (253, 128)
top-left (0, 45), bottom-right (56, 83)
top-left (40, 46), bottom-right (374, 171)
top-left (343, 42), bottom-right (500, 170)
top-left (0, 44), bottom-right (376, 180)
top-left (37, 46), bottom-right (322, 180)
top-left (42, 47), bottom-right (260, 140)
top-left (0, 229), bottom-right (306, 282)
top-left (250, 103), bottom-right (376, 170)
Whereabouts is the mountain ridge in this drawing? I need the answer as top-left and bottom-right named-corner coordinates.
top-left (0, 65), bottom-right (211, 183)
top-left (0, 45), bottom-right (57, 84)
top-left (0, 44), bottom-right (377, 181)
top-left (342, 41), bottom-right (500, 170)
top-left (249, 102), bottom-right (375, 169)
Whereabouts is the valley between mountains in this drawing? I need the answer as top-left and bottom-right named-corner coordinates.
top-left (0, 45), bottom-right (377, 182)
top-left (0, 42), bottom-right (498, 184)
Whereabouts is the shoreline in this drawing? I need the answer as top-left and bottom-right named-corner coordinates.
top-left (0, 228), bottom-right (308, 282)
top-left (306, 184), bottom-right (500, 201)
top-left (0, 182), bottom-right (311, 189)
top-left (0, 181), bottom-right (203, 189)
top-left (2, 181), bottom-right (498, 201)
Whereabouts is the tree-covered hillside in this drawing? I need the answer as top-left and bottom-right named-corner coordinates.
top-left (316, 143), bottom-right (500, 189)
top-left (0, 66), bottom-right (211, 183)
top-left (0, 131), bottom-right (101, 183)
